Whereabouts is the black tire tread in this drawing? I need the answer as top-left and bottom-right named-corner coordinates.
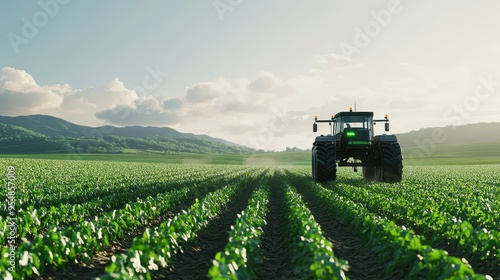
top-left (378, 142), bottom-right (403, 183)
top-left (313, 142), bottom-right (337, 182)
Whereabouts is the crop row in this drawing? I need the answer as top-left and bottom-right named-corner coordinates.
top-left (0, 160), bottom-right (248, 216)
top-left (367, 168), bottom-right (500, 231)
top-left (283, 182), bottom-right (348, 279)
top-left (402, 166), bottom-right (500, 213)
top-left (209, 175), bottom-right (271, 279)
top-left (331, 179), bottom-right (500, 262)
top-left (288, 169), bottom-right (489, 279)
top-left (98, 170), bottom-right (259, 279)
top-left (1, 165), bottom-right (251, 243)
top-left (211, 169), bottom-right (349, 279)
top-left (1, 168), bottom-right (263, 279)
top-left (1, 159), bottom-right (203, 209)
top-left (99, 169), bottom-right (350, 279)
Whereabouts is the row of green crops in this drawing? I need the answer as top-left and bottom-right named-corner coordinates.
top-left (209, 174), bottom-right (271, 279)
top-left (288, 168), bottom-right (490, 279)
top-left (211, 170), bottom-right (349, 280)
top-left (365, 166), bottom-right (500, 230)
top-left (100, 169), bottom-right (349, 280)
top-left (331, 178), bottom-right (500, 263)
top-left (0, 159), bottom-right (260, 218)
top-left (1, 159), bottom-right (200, 209)
top-left (99, 169), bottom-right (262, 279)
top-left (1, 165), bottom-right (253, 243)
top-left (283, 182), bottom-right (348, 279)
top-left (0, 161), bottom-right (262, 279)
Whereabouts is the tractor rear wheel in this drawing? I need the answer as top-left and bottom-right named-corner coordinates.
top-left (312, 142), bottom-right (336, 182)
top-left (376, 142), bottom-right (403, 183)
top-left (362, 166), bottom-right (376, 180)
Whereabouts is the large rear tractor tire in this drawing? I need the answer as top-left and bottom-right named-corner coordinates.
top-left (376, 142), bottom-right (403, 183)
top-left (312, 142), bottom-right (337, 182)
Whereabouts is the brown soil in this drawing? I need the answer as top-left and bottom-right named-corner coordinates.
top-left (255, 179), bottom-right (296, 280)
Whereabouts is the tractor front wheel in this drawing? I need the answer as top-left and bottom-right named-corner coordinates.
top-left (376, 142), bottom-right (403, 183)
top-left (312, 142), bottom-right (337, 182)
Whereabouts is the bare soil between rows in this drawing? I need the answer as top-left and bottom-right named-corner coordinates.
top-left (255, 176), bottom-right (296, 280)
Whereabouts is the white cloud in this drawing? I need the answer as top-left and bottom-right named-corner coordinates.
top-left (60, 78), bottom-right (138, 125)
top-left (309, 68), bottom-right (322, 75)
top-left (0, 67), bottom-right (65, 114)
top-left (90, 78), bottom-right (138, 106)
top-left (247, 71), bottom-right (297, 99)
top-left (95, 96), bottom-right (180, 126)
top-left (0, 67), bottom-right (142, 126)
top-left (95, 72), bottom-right (302, 126)
top-left (248, 72), bottom-right (280, 92)
top-left (315, 53), bottom-right (363, 69)
top-left (186, 82), bottom-right (220, 104)
top-left (221, 101), bottom-right (266, 113)
top-left (95, 71), bottom-right (322, 149)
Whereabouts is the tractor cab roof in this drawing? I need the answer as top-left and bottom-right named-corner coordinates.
top-left (334, 111), bottom-right (374, 120)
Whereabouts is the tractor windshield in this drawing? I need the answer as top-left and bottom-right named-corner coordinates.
top-left (334, 115), bottom-right (373, 135)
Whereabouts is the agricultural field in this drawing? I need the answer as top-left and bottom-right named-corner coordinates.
top-left (1, 158), bottom-right (499, 279)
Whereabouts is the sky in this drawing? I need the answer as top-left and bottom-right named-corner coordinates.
top-left (1, 0), bottom-right (499, 150)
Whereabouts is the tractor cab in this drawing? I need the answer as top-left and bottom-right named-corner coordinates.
top-left (333, 112), bottom-right (374, 143)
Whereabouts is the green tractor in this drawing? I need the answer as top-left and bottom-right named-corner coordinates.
top-left (312, 108), bottom-right (403, 183)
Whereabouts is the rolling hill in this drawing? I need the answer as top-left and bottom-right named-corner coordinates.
top-left (0, 115), bottom-right (234, 144)
top-left (0, 115), bottom-right (254, 154)
top-left (396, 122), bottom-right (500, 149)
top-left (396, 123), bottom-right (500, 164)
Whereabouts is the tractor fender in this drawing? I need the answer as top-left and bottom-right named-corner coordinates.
top-left (313, 135), bottom-right (335, 145)
top-left (373, 134), bottom-right (398, 144)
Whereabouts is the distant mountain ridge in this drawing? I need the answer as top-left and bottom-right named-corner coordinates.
top-left (396, 122), bottom-right (500, 149)
top-left (0, 114), bottom-right (253, 154)
top-left (0, 114), bottom-right (238, 145)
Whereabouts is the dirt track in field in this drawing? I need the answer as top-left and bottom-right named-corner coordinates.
top-left (255, 178), bottom-right (296, 280)
top-left (151, 177), bottom-right (259, 279)
top-left (292, 174), bottom-right (403, 280)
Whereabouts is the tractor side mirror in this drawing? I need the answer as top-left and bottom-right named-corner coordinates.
top-left (385, 122), bottom-right (390, 132)
top-left (313, 123), bottom-right (318, 132)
